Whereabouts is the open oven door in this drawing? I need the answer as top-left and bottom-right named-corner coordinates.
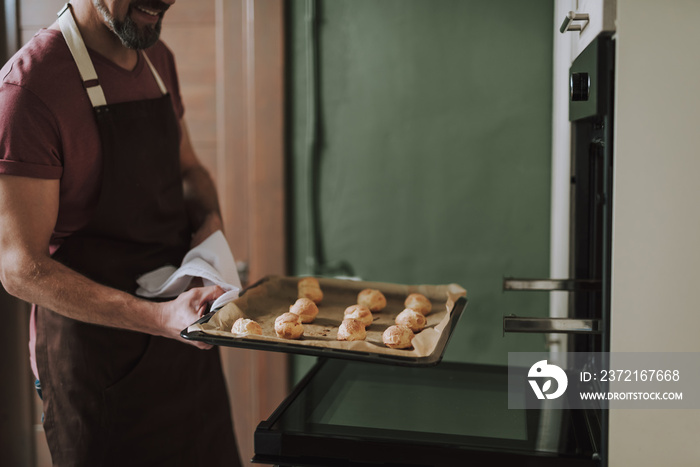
top-left (252, 358), bottom-right (601, 467)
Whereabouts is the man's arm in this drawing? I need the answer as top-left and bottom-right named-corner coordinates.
top-left (179, 119), bottom-right (223, 247)
top-left (0, 174), bottom-right (216, 349)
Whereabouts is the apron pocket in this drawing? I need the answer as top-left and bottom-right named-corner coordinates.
top-left (102, 337), bottom-right (197, 466)
top-left (103, 334), bottom-right (156, 393)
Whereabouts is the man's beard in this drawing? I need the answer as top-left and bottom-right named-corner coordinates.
top-left (93, 0), bottom-right (167, 50)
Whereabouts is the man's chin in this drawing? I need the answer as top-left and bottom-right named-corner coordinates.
top-left (114, 19), bottom-right (162, 49)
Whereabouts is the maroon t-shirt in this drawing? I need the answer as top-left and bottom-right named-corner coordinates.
top-left (0, 28), bottom-right (185, 253)
top-left (0, 28), bottom-right (186, 379)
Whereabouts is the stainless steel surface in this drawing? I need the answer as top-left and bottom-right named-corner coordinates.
top-left (503, 316), bottom-right (601, 334)
top-left (503, 278), bottom-right (601, 292)
top-left (560, 11), bottom-right (590, 33)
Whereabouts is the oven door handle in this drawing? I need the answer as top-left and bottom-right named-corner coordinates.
top-left (503, 316), bottom-right (601, 334)
top-left (560, 11), bottom-right (590, 33)
top-left (503, 278), bottom-right (601, 292)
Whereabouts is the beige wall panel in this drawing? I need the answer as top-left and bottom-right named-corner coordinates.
top-left (179, 83), bottom-right (216, 142)
top-left (19, 0), bottom-right (64, 29)
top-left (610, 1), bottom-right (700, 466)
top-left (192, 141), bottom-right (217, 176)
top-left (222, 349), bottom-right (257, 467)
top-left (20, 28), bottom-right (38, 47)
top-left (21, 0), bottom-right (215, 29)
top-left (166, 0), bottom-right (216, 25)
top-left (248, 0), bottom-right (286, 283)
top-left (161, 25), bottom-right (216, 84)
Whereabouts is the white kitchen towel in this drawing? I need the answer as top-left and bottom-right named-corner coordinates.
top-left (136, 230), bottom-right (241, 311)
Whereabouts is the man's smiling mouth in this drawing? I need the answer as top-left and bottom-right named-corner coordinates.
top-left (135, 6), bottom-right (161, 16)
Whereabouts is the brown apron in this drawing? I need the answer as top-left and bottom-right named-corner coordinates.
top-left (34, 6), bottom-right (240, 466)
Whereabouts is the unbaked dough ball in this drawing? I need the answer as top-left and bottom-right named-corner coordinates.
top-left (275, 312), bottom-right (304, 339)
top-left (231, 318), bottom-right (263, 335)
top-left (337, 318), bottom-right (367, 341)
top-left (298, 276), bottom-right (323, 304)
top-left (382, 325), bottom-right (415, 349)
top-left (357, 288), bottom-right (387, 312)
top-left (289, 297), bottom-right (319, 323)
top-left (404, 293), bottom-right (432, 316)
top-left (394, 308), bottom-right (426, 333)
top-left (343, 304), bottom-right (373, 328)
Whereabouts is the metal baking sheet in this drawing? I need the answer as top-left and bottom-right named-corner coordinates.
top-left (181, 275), bottom-right (467, 366)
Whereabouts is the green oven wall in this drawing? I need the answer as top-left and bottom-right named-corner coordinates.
top-left (287, 0), bottom-right (554, 381)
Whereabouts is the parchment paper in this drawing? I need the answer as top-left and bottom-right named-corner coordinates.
top-left (188, 276), bottom-right (467, 358)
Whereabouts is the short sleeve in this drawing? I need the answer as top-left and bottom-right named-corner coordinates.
top-left (0, 81), bottom-right (63, 179)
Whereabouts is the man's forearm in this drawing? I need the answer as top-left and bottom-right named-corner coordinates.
top-left (182, 165), bottom-right (221, 232)
top-left (0, 174), bottom-right (214, 348)
top-left (3, 253), bottom-right (164, 335)
top-left (2, 253), bottom-right (217, 350)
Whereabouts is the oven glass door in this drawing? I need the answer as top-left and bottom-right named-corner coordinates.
top-left (254, 359), bottom-right (598, 466)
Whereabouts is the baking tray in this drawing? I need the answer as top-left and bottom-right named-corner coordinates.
top-left (181, 275), bottom-right (467, 367)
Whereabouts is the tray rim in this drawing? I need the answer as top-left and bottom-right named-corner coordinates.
top-left (181, 276), bottom-right (467, 367)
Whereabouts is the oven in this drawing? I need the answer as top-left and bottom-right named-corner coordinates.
top-left (503, 33), bottom-right (615, 465)
top-left (250, 24), bottom-right (617, 467)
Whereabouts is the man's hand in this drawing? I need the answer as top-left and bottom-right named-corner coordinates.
top-left (156, 285), bottom-right (226, 350)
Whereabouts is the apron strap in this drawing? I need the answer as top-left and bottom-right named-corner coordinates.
top-left (141, 52), bottom-right (169, 96)
top-left (57, 3), bottom-right (107, 108)
top-left (57, 3), bottom-right (169, 109)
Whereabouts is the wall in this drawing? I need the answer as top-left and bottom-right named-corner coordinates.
top-left (288, 0), bottom-right (555, 378)
top-left (1, 3), bottom-right (31, 465)
top-left (609, 0), bottom-right (700, 465)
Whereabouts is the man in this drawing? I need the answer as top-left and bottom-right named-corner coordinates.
top-left (0, 0), bottom-right (241, 465)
